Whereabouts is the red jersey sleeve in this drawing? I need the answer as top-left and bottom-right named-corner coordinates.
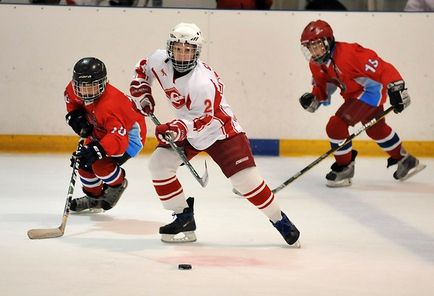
top-left (350, 44), bottom-right (402, 87)
top-left (95, 86), bottom-right (146, 157)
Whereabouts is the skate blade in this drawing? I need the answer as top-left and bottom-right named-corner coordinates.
top-left (71, 208), bottom-right (105, 214)
top-left (397, 163), bottom-right (427, 181)
top-left (326, 178), bottom-right (352, 188)
top-left (161, 231), bottom-right (197, 243)
top-left (290, 240), bottom-right (301, 248)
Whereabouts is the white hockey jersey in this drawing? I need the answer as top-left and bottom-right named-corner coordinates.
top-left (132, 49), bottom-right (243, 150)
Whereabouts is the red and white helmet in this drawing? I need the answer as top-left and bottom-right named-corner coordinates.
top-left (300, 19), bottom-right (335, 64)
top-left (167, 22), bottom-right (204, 73)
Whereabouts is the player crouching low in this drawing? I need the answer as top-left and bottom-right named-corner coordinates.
top-left (64, 57), bottom-right (147, 212)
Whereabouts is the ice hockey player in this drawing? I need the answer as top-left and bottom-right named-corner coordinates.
top-left (64, 57), bottom-right (147, 212)
top-left (129, 22), bottom-right (300, 246)
top-left (299, 19), bottom-right (425, 187)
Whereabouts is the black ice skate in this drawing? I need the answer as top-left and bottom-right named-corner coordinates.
top-left (101, 179), bottom-right (128, 210)
top-left (70, 179), bottom-right (128, 213)
top-left (271, 212), bottom-right (300, 247)
top-left (387, 154), bottom-right (426, 181)
top-left (326, 150), bottom-right (358, 188)
top-left (70, 194), bottom-right (104, 213)
top-left (159, 197), bottom-right (197, 243)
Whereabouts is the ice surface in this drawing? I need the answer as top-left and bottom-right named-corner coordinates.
top-left (0, 153), bottom-right (433, 296)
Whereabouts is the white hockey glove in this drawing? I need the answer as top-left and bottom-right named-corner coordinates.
top-left (299, 93), bottom-right (320, 113)
top-left (129, 80), bottom-right (155, 115)
top-left (387, 80), bottom-right (410, 114)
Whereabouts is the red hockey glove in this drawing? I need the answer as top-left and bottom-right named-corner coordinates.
top-left (129, 80), bottom-right (155, 115)
top-left (155, 119), bottom-right (187, 144)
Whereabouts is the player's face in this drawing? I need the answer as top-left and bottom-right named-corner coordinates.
top-left (306, 39), bottom-right (327, 61)
top-left (75, 82), bottom-right (100, 98)
top-left (172, 42), bottom-right (196, 62)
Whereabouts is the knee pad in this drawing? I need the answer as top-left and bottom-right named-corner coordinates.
top-left (326, 115), bottom-right (349, 140)
top-left (230, 167), bottom-right (263, 195)
top-left (148, 147), bottom-right (183, 179)
top-left (365, 119), bottom-right (392, 140)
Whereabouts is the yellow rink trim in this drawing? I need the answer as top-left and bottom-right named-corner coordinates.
top-left (279, 139), bottom-right (434, 157)
top-left (0, 135), bottom-right (433, 157)
top-left (0, 135), bottom-right (158, 154)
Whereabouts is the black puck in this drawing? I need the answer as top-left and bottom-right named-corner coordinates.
top-left (178, 264), bottom-right (192, 270)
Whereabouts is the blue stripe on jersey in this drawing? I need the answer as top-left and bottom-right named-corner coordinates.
top-left (377, 132), bottom-right (401, 149)
top-left (323, 82), bottom-right (336, 106)
top-left (126, 122), bottom-right (143, 157)
top-left (354, 77), bottom-right (383, 107)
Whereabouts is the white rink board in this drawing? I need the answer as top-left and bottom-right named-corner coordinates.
top-left (0, 5), bottom-right (433, 140)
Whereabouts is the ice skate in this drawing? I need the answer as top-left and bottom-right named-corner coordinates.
top-left (101, 179), bottom-right (128, 210)
top-left (388, 154), bottom-right (426, 181)
top-left (271, 212), bottom-right (300, 247)
top-left (70, 194), bottom-right (104, 213)
top-left (326, 150), bottom-right (357, 187)
top-left (70, 179), bottom-right (128, 213)
top-left (160, 197), bottom-right (197, 243)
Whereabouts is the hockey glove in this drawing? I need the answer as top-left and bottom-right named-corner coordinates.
top-left (299, 93), bottom-right (320, 113)
top-left (387, 80), bottom-right (410, 114)
top-left (130, 80), bottom-right (155, 115)
top-left (73, 141), bottom-right (105, 169)
top-left (155, 119), bottom-right (187, 144)
top-left (65, 109), bottom-right (94, 137)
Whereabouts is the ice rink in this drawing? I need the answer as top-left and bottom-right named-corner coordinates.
top-left (1, 153), bottom-right (433, 296)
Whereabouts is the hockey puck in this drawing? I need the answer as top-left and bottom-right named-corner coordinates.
top-left (178, 264), bottom-right (192, 270)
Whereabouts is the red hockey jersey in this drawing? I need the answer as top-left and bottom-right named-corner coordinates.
top-left (64, 82), bottom-right (147, 157)
top-left (309, 42), bottom-right (403, 107)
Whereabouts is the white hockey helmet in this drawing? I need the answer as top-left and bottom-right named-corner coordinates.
top-left (167, 22), bottom-right (204, 73)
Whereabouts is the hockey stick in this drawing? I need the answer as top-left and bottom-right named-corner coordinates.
top-left (148, 113), bottom-right (209, 187)
top-left (27, 138), bottom-right (84, 239)
top-left (271, 105), bottom-right (395, 194)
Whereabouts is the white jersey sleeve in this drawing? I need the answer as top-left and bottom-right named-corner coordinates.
top-left (133, 51), bottom-right (243, 150)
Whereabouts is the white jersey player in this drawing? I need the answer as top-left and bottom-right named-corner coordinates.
top-left (130, 22), bottom-right (300, 246)
top-left (132, 48), bottom-right (243, 150)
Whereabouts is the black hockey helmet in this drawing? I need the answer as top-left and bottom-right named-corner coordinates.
top-left (72, 57), bottom-right (107, 103)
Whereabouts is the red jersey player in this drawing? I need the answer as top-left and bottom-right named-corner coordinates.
top-left (129, 22), bottom-right (300, 246)
top-left (299, 19), bottom-right (425, 187)
top-left (65, 57), bottom-right (147, 212)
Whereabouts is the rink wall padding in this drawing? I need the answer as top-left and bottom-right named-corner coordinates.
top-left (1, 6), bottom-right (433, 144)
top-left (1, 135), bottom-right (433, 157)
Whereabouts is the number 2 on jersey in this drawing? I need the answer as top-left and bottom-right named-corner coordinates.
top-left (204, 99), bottom-right (212, 113)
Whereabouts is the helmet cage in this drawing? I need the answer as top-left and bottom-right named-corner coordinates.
top-left (301, 38), bottom-right (332, 64)
top-left (166, 22), bottom-right (203, 73)
top-left (167, 41), bottom-right (201, 73)
top-left (72, 76), bottom-right (107, 103)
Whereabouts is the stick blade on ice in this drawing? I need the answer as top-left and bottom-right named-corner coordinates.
top-left (27, 227), bottom-right (64, 239)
